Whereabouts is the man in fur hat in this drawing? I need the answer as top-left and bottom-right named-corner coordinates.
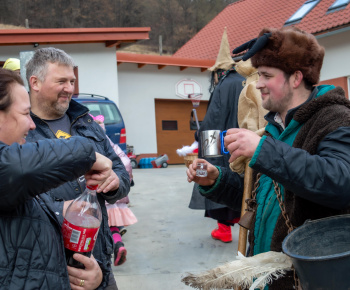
top-left (187, 26), bottom-right (350, 289)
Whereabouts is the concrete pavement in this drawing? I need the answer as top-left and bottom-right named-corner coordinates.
top-left (113, 165), bottom-right (240, 290)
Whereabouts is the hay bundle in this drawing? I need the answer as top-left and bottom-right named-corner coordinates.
top-left (182, 251), bottom-right (292, 290)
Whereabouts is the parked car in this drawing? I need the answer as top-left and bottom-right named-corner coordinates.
top-left (73, 93), bottom-right (127, 152)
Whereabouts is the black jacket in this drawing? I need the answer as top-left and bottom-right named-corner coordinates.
top-left (27, 99), bottom-right (130, 288)
top-left (189, 70), bottom-right (244, 210)
top-left (0, 137), bottom-right (96, 289)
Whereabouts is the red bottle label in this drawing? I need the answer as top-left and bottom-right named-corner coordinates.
top-left (62, 219), bottom-right (99, 252)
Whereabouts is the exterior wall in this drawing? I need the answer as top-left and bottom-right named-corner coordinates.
top-left (0, 43), bottom-right (119, 105)
top-left (117, 62), bottom-right (211, 155)
top-left (318, 29), bottom-right (350, 82)
top-left (319, 76), bottom-right (349, 99)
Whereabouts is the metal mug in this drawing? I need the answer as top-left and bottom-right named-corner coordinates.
top-left (201, 130), bottom-right (229, 158)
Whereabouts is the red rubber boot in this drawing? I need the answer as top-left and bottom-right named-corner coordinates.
top-left (211, 222), bottom-right (232, 243)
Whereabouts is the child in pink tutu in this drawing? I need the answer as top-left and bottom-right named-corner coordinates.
top-left (91, 114), bottom-right (137, 266)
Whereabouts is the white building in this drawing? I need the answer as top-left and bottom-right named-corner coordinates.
top-left (0, 27), bottom-right (215, 163)
top-left (116, 53), bottom-right (214, 162)
top-left (0, 27), bottom-right (150, 106)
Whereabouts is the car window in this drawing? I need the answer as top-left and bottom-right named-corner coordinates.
top-left (84, 103), bottom-right (122, 125)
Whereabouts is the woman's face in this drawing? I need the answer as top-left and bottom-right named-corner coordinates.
top-left (0, 83), bottom-right (36, 145)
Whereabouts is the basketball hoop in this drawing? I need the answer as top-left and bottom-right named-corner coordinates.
top-left (188, 93), bottom-right (203, 108)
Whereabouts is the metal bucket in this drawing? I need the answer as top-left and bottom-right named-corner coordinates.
top-left (282, 214), bottom-right (350, 290)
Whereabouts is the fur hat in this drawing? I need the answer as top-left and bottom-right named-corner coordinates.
top-left (251, 26), bottom-right (325, 85)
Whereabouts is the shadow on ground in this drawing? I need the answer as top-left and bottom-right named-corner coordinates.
top-left (113, 165), bottom-right (239, 290)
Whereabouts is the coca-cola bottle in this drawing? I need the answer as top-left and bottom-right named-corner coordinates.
top-left (62, 184), bottom-right (102, 269)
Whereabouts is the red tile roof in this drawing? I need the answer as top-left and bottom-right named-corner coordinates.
top-left (117, 52), bottom-right (215, 71)
top-left (174, 0), bottom-right (350, 59)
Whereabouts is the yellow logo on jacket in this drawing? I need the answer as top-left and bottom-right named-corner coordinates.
top-left (55, 130), bottom-right (71, 139)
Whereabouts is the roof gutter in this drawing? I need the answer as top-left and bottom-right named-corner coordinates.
top-left (315, 25), bottom-right (350, 39)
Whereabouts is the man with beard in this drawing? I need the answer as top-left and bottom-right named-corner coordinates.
top-left (187, 26), bottom-right (350, 289)
top-left (26, 47), bottom-right (130, 290)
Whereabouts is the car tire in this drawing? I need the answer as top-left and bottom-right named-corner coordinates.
top-left (130, 159), bottom-right (138, 169)
top-left (162, 162), bottom-right (168, 168)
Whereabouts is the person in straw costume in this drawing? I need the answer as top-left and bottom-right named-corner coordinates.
top-left (188, 27), bottom-right (244, 243)
top-left (186, 26), bottom-right (350, 289)
top-left (229, 58), bottom-right (268, 174)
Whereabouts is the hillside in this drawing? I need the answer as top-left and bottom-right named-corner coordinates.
top-left (0, 24), bottom-right (25, 29)
top-left (0, 0), bottom-right (239, 54)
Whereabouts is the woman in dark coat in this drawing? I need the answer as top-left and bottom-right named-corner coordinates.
top-left (0, 68), bottom-right (109, 289)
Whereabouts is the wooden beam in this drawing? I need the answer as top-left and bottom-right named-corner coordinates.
top-left (109, 39), bottom-right (137, 48)
top-left (138, 63), bottom-right (146, 68)
top-left (237, 164), bottom-right (253, 256)
top-left (105, 40), bottom-right (122, 47)
top-left (179, 66), bottom-right (187, 71)
top-left (158, 65), bottom-right (166, 70)
top-left (0, 28), bottom-right (150, 46)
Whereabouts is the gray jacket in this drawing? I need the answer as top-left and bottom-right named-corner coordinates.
top-left (27, 99), bottom-right (130, 289)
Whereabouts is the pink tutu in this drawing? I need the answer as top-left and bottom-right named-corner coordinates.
top-left (106, 202), bottom-right (138, 227)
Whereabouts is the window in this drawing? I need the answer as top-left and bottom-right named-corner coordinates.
top-left (285, 0), bottom-right (320, 25)
top-left (162, 120), bottom-right (178, 130)
top-left (328, 0), bottom-right (349, 12)
top-left (84, 103), bottom-right (122, 124)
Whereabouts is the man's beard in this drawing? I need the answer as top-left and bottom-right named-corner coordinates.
top-left (40, 98), bottom-right (70, 119)
top-left (261, 85), bottom-right (293, 114)
top-left (53, 99), bottom-right (70, 116)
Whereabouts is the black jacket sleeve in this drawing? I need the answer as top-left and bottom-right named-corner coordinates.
top-left (252, 127), bottom-right (350, 209)
top-left (0, 137), bottom-right (96, 211)
top-left (199, 166), bottom-right (244, 211)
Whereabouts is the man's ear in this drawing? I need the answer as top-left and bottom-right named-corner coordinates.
top-left (29, 76), bottom-right (40, 92)
top-left (292, 71), bottom-right (303, 88)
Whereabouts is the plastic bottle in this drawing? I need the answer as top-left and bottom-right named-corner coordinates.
top-left (62, 184), bottom-right (102, 269)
